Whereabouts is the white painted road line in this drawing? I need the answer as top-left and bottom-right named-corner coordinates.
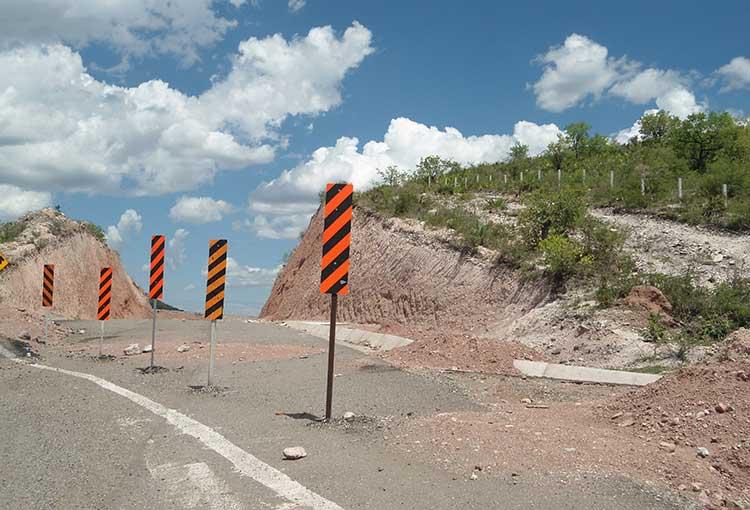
top-left (7, 359), bottom-right (345, 510)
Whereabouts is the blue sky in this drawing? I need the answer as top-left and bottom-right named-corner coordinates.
top-left (0, 0), bottom-right (748, 314)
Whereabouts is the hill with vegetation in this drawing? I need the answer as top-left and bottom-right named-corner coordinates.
top-left (264, 110), bottom-right (750, 370)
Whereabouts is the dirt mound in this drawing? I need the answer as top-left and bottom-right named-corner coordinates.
top-left (384, 333), bottom-right (543, 374)
top-left (624, 285), bottom-right (674, 317)
top-left (603, 362), bottom-right (750, 506)
top-left (261, 206), bottom-right (551, 338)
top-left (722, 329), bottom-right (750, 360)
top-left (0, 208), bottom-right (150, 321)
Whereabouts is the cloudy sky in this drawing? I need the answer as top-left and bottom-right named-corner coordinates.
top-left (1, 0), bottom-right (748, 314)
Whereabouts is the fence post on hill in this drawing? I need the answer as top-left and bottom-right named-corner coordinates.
top-left (582, 168), bottom-right (586, 185)
top-left (610, 170), bottom-right (615, 190)
top-left (678, 177), bottom-right (684, 201)
top-left (454, 177), bottom-right (457, 189)
top-left (723, 184), bottom-right (729, 207)
top-left (504, 173), bottom-right (507, 185)
top-left (557, 168), bottom-right (562, 189)
top-left (641, 177), bottom-right (645, 196)
top-left (520, 171), bottom-right (524, 183)
top-left (428, 174), bottom-right (431, 188)
top-left (537, 169), bottom-right (542, 181)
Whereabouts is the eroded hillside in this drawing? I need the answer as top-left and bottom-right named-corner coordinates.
top-left (0, 208), bottom-right (150, 326)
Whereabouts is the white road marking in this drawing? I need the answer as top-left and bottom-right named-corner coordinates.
top-left (149, 462), bottom-right (243, 510)
top-left (7, 359), bottom-right (344, 510)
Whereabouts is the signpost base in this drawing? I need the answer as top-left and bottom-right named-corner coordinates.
top-left (325, 293), bottom-right (338, 422)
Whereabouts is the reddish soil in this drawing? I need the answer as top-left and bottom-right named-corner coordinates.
top-left (390, 366), bottom-right (749, 509)
top-left (384, 331), bottom-right (544, 375)
top-left (602, 360), bottom-right (750, 506)
top-left (261, 206), bottom-right (551, 337)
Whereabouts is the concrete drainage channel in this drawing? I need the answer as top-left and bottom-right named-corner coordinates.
top-left (277, 321), bottom-right (413, 353)
top-left (513, 360), bottom-right (662, 386)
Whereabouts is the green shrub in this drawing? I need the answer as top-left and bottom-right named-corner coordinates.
top-left (83, 222), bottom-right (106, 243)
top-left (484, 197), bottom-right (508, 211)
top-left (517, 189), bottom-right (586, 247)
top-left (0, 221), bottom-right (24, 243)
top-left (539, 235), bottom-right (590, 280)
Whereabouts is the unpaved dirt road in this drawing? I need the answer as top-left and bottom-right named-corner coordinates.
top-left (0, 319), bottom-right (697, 509)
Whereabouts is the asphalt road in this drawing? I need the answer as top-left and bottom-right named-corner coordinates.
top-left (0, 319), bottom-right (697, 509)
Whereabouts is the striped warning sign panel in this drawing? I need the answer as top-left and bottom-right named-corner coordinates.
top-left (98, 267), bottom-right (112, 321)
top-left (204, 239), bottom-right (227, 321)
top-left (0, 251), bottom-right (8, 272)
top-left (42, 264), bottom-right (54, 307)
top-left (149, 235), bottom-right (165, 300)
top-left (320, 183), bottom-right (352, 295)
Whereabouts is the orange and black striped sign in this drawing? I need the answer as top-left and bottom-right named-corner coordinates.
top-left (98, 267), bottom-right (112, 321)
top-left (320, 183), bottom-right (352, 295)
top-left (0, 251), bottom-right (7, 272)
top-left (42, 264), bottom-right (54, 307)
top-left (204, 239), bottom-right (227, 321)
top-left (149, 235), bottom-right (165, 300)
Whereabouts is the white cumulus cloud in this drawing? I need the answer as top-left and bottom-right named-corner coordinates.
top-left (245, 117), bottom-right (561, 238)
top-left (167, 228), bottom-right (190, 269)
top-left (170, 196), bottom-right (234, 224)
top-left (533, 34), bottom-right (626, 112)
top-left (0, 184), bottom-right (52, 221)
top-left (0, 0), bottom-right (245, 66)
top-left (226, 257), bottom-right (281, 287)
top-left (288, 0), bottom-right (306, 12)
top-left (0, 22), bottom-right (374, 196)
top-left (106, 209), bottom-right (142, 250)
top-left (717, 57), bottom-right (750, 92)
top-left (532, 33), bottom-right (704, 118)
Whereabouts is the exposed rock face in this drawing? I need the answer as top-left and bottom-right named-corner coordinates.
top-left (261, 206), bottom-right (551, 335)
top-left (0, 208), bottom-right (150, 320)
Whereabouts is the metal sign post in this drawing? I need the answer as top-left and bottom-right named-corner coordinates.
top-left (320, 183), bottom-right (353, 421)
top-left (149, 235), bottom-right (165, 369)
top-left (204, 239), bottom-right (228, 387)
top-left (98, 267), bottom-right (112, 357)
top-left (42, 264), bottom-right (54, 343)
top-left (208, 320), bottom-right (217, 386)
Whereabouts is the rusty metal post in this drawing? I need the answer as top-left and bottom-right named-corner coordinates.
top-left (325, 293), bottom-right (338, 421)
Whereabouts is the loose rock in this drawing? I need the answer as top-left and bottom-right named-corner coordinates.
top-left (124, 343), bottom-right (142, 356)
top-left (283, 447), bottom-right (307, 460)
top-left (177, 344), bottom-right (191, 353)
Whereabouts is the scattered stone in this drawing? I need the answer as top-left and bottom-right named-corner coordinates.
top-left (18, 331), bottom-right (31, 341)
top-left (715, 403), bottom-right (730, 414)
top-left (696, 447), bottom-right (710, 458)
top-left (343, 412), bottom-right (356, 421)
top-left (78, 329), bottom-right (86, 334)
top-left (659, 441), bottom-right (677, 453)
top-left (177, 344), bottom-right (191, 353)
top-left (282, 447), bottom-right (307, 460)
top-left (610, 411), bottom-right (624, 420)
top-left (520, 398), bottom-right (532, 405)
top-left (469, 472), bottom-right (478, 481)
top-left (124, 343), bottom-right (142, 356)
top-left (691, 483), bottom-right (703, 492)
top-left (142, 344), bottom-right (153, 353)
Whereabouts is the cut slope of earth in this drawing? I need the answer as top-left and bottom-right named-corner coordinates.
top-left (0, 208), bottom-right (150, 325)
